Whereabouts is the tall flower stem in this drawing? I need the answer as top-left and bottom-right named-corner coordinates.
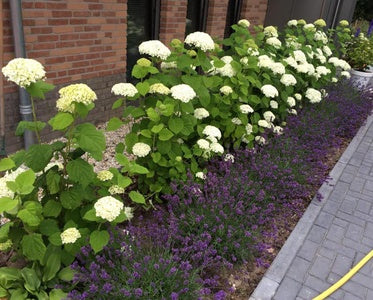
top-left (30, 96), bottom-right (41, 144)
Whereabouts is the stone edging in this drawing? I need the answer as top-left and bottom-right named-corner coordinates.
top-left (249, 113), bottom-right (373, 300)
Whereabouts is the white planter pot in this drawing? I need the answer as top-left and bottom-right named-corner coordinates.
top-left (350, 68), bottom-right (373, 89)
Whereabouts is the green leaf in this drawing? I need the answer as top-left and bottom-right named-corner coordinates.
top-left (13, 169), bottom-right (35, 195)
top-left (60, 187), bottom-right (83, 210)
top-left (58, 267), bottom-right (74, 282)
top-left (115, 153), bottom-right (130, 167)
top-left (43, 200), bottom-right (62, 217)
top-left (180, 101), bottom-right (194, 114)
top-left (146, 107), bottom-right (160, 122)
top-left (83, 209), bottom-right (100, 222)
top-left (168, 118), bottom-right (184, 134)
top-left (26, 81), bottom-right (55, 99)
top-left (48, 232), bottom-right (62, 246)
top-left (125, 133), bottom-right (138, 153)
top-left (0, 267), bottom-right (21, 286)
top-left (42, 252), bottom-right (61, 282)
top-left (50, 289), bottom-right (68, 300)
top-left (158, 128), bottom-right (174, 141)
top-left (151, 152), bottom-right (161, 163)
top-left (39, 219), bottom-right (60, 236)
top-left (21, 233), bottom-right (46, 262)
top-left (48, 112), bottom-right (74, 131)
top-left (151, 123), bottom-right (164, 133)
top-left (112, 98), bottom-right (123, 109)
top-left (0, 158), bottom-right (15, 171)
top-left (74, 123), bottom-right (106, 161)
top-left (90, 230), bottom-right (110, 253)
top-left (0, 222), bottom-right (12, 242)
top-left (136, 82), bottom-right (149, 96)
top-left (129, 191), bottom-right (145, 204)
top-left (21, 267), bottom-right (41, 292)
top-left (9, 288), bottom-right (27, 300)
top-left (15, 121), bottom-right (46, 136)
top-left (140, 129), bottom-right (152, 138)
top-left (107, 117), bottom-right (123, 131)
top-left (17, 207), bottom-right (42, 227)
top-left (157, 140), bottom-right (171, 154)
top-left (117, 175), bottom-right (132, 188)
top-left (24, 144), bottom-right (53, 172)
top-left (75, 102), bottom-right (94, 119)
top-left (132, 64), bottom-right (148, 79)
top-left (46, 170), bottom-right (60, 195)
top-left (128, 163), bottom-right (149, 175)
top-left (0, 197), bottom-right (18, 213)
top-left (66, 158), bottom-right (95, 188)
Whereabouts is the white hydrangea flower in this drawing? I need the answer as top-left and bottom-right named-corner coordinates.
top-left (0, 167), bottom-right (26, 199)
top-left (215, 56), bottom-right (236, 77)
top-left (341, 71), bottom-right (351, 79)
top-left (339, 20), bottom-right (349, 26)
top-left (280, 74), bottom-right (297, 86)
top-left (270, 100), bottom-right (278, 109)
top-left (261, 84), bottom-right (279, 98)
top-left (315, 53), bottom-right (326, 64)
top-left (94, 196), bottom-right (124, 222)
top-left (263, 111), bottom-right (276, 122)
top-left (132, 142), bottom-right (151, 157)
top-left (203, 125), bottom-right (222, 140)
top-left (332, 77), bottom-right (338, 83)
top-left (97, 170), bottom-right (113, 181)
top-left (206, 136), bottom-right (218, 143)
top-left (239, 104), bottom-right (254, 114)
top-left (139, 40), bottom-right (171, 60)
top-left (185, 32), bottom-right (215, 51)
top-left (124, 207), bottom-right (134, 220)
top-left (196, 172), bottom-right (206, 180)
top-left (56, 84), bottom-right (97, 113)
top-left (109, 185), bottom-right (125, 195)
top-left (303, 23), bottom-right (316, 31)
top-left (296, 63), bottom-right (309, 74)
top-left (255, 136), bottom-right (266, 145)
top-left (258, 55), bottom-right (274, 68)
top-left (288, 108), bottom-right (297, 115)
top-left (231, 118), bottom-right (242, 125)
top-left (111, 83), bottom-right (138, 97)
top-left (210, 142), bottom-right (224, 154)
top-left (60, 228), bottom-right (81, 244)
top-left (273, 126), bottom-right (283, 135)
top-left (294, 93), bottom-right (302, 101)
top-left (266, 37), bottom-right (282, 49)
top-left (305, 88), bottom-right (322, 103)
top-left (197, 139), bottom-right (210, 150)
top-left (2, 58), bottom-right (46, 88)
top-left (287, 19), bottom-right (298, 26)
top-left (245, 123), bottom-right (253, 134)
top-left (314, 31), bottom-right (328, 44)
top-left (149, 83), bottom-right (170, 95)
top-left (287, 97), bottom-right (296, 107)
top-left (258, 119), bottom-right (271, 128)
top-left (339, 59), bottom-right (351, 71)
top-left (224, 154), bottom-right (235, 163)
top-left (323, 45), bottom-right (332, 57)
top-left (314, 19), bottom-right (327, 27)
top-left (269, 62), bottom-right (285, 75)
top-left (240, 57), bottom-right (249, 66)
top-left (316, 66), bottom-right (331, 76)
top-left (283, 56), bottom-right (298, 68)
top-left (286, 37), bottom-right (302, 49)
top-left (247, 48), bottom-right (259, 56)
top-left (220, 85), bottom-right (233, 95)
top-left (293, 50), bottom-right (307, 63)
top-left (264, 26), bottom-right (278, 37)
top-left (238, 19), bottom-right (250, 28)
top-left (170, 84), bottom-right (196, 103)
top-left (194, 108), bottom-right (210, 120)
top-left (307, 63), bottom-right (315, 75)
top-left (160, 61), bottom-right (177, 69)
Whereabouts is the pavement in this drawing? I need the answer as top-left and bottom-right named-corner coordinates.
top-left (250, 113), bottom-right (373, 300)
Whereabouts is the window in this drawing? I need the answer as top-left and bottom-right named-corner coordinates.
top-left (185, 0), bottom-right (209, 35)
top-left (224, 0), bottom-right (243, 38)
top-left (126, 0), bottom-right (160, 79)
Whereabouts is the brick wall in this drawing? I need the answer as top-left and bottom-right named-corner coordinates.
top-left (206, 0), bottom-right (230, 40)
top-left (241, 0), bottom-right (268, 26)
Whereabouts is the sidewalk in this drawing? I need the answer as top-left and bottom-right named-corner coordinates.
top-left (250, 113), bottom-right (373, 300)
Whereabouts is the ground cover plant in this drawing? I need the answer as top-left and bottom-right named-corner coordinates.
top-left (0, 17), bottom-right (366, 299)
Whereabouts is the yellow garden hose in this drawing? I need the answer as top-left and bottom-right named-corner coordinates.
top-left (313, 250), bottom-right (373, 300)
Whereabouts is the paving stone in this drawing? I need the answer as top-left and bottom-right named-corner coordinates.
top-left (323, 200), bottom-right (341, 214)
top-left (342, 280), bottom-right (368, 299)
top-left (307, 225), bottom-right (327, 243)
top-left (326, 224), bottom-right (346, 243)
top-left (297, 286), bottom-right (318, 299)
top-left (309, 256), bottom-right (332, 280)
top-left (350, 177), bottom-right (366, 192)
top-left (331, 254), bottom-right (353, 276)
top-left (315, 211), bottom-right (334, 229)
top-left (361, 236), bottom-right (373, 248)
top-left (340, 197), bottom-right (358, 214)
top-left (344, 165), bottom-right (359, 175)
top-left (329, 289), bottom-right (345, 300)
top-left (323, 239), bottom-right (356, 259)
top-left (333, 217), bottom-right (348, 227)
top-left (345, 223), bottom-right (364, 242)
top-left (297, 240), bottom-right (320, 262)
top-left (342, 238), bottom-right (371, 253)
top-left (341, 291), bottom-right (364, 300)
top-left (347, 191), bottom-right (372, 202)
top-left (363, 222), bottom-right (373, 238)
top-left (340, 172), bottom-right (356, 183)
top-left (356, 199), bottom-right (371, 214)
top-left (358, 165), bottom-right (371, 175)
top-left (353, 210), bottom-right (372, 222)
top-left (327, 272), bottom-right (341, 284)
top-left (318, 247), bottom-right (336, 260)
top-left (352, 272), bottom-right (373, 290)
top-left (336, 211), bottom-right (365, 227)
top-left (304, 274), bottom-right (329, 293)
top-left (287, 257), bottom-right (311, 283)
top-left (364, 181), bottom-right (373, 191)
top-left (273, 277), bottom-right (301, 300)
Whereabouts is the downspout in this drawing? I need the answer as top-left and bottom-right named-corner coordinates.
top-left (9, 0), bottom-right (35, 149)
top-left (331, 0), bottom-right (342, 29)
top-left (0, 0), bottom-right (6, 156)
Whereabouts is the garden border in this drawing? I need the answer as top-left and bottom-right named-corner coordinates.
top-left (249, 112), bottom-right (373, 300)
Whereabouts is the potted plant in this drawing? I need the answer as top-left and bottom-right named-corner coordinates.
top-left (345, 30), bottom-right (373, 88)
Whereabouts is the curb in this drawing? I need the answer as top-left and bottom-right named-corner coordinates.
top-left (249, 113), bottom-right (373, 300)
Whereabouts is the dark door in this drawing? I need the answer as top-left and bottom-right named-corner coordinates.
top-left (185, 0), bottom-right (209, 35)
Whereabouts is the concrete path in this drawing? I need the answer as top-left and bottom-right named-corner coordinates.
top-left (250, 114), bottom-right (373, 300)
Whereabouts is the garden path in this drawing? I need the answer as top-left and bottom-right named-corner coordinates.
top-left (250, 113), bottom-right (373, 300)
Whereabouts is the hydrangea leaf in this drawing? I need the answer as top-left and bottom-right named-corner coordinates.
top-left (106, 117), bottom-right (123, 131)
top-left (66, 159), bottom-right (95, 188)
top-left (46, 170), bottom-right (61, 195)
top-left (0, 197), bottom-right (18, 213)
top-left (112, 98), bottom-right (123, 109)
top-left (136, 82), bottom-right (149, 96)
top-left (48, 112), bottom-right (74, 131)
top-left (24, 144), bottom-right (53, 172)
top-left (43, 200), bottom-right (62, 218)
top-left (15, 120), bottom-right (46, 136)
top-left (39, 219), bottom-right (60, 237)
top-left (21, 233), bottom-right (46, 262)
top-left (74, 123), bottom-right (106, 161)
top-left (158, 128), bottom-right (174, 141)
top-left (129, 191), bottom-right (146, 204)
top-left (89, 230), bottom-right (110, 253)
top-left (26, 81), bottom-right (55, 100)
top-left (0, 158), bottom-right (15, 172)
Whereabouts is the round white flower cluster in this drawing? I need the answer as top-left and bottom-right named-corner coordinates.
top-left (304, 23), bottom-right (316, 32)
top-left (328, 57), bottom-right (351, 70)
top-left (149, 83), bottom-right (170, 95)
top-left (255, 136), bottom-right (266, 145)
top-left (261, 84), bottom-right (279, 98)
top-left (314, 31), bottom-right (328, 44)
top-left (273, 126), bottom-right (283, 135)
top-left (316, 66), bottom-right (331, 76)
top-left (258, 119), bottom-right (271, 128)
top-left (247, 48), bottom-right (259, 56)
top-left (287, 19), bottom-right (298, 26)
top-left (132, 142), bottom-right (151, 157)
top-left (314, 19), bottom-right (327, 27)
top-left (283, 56), bottom-right (298, 68)
top-left (287, 97), bottom-right (296, 107)
top-left (111, 83), bottom-right (138, 97)
top-left (160, 61), bottom-right (177, 69)
top-left (170, 84), bottom-right (196, 103)
top-left (332, 77), bottom-right (338, 83)
top-left (314, 48), bottom-right (327, 63)
top-left (245, 123), bottom-right (253, 135)
top-left (341, 71), bottom-right (351, 79)
top-left (97, 170), bottom-right (113, 181)
top-left (280, 74), bottom-right (297, 86)
top-left (238, 19), bottom-right (250, 28)
top-left (197, 139), bottom-right (210, 150)
top-left (214, 56), bottom-right (236, 77)
top-left (294, 93), bottom-right (302, 101)
top-left (109, 185), bottom-right (125, 195)
top-left (138, 40), bottom-right (171, 60)
top-left (220, 85), bottom-right (233, 95)
top-left (305, 88), bottom-right (322, 103)
top-left (196, 137), bottom-right (224, 156)
top-left (2, 58), bottom-right (46, 88)
top-left (94, 196), bottom-right (124, 222)
top-left (231, 117), bottom-right (242, 125)
top-left (185, 32), bottom-right (215, 52)
top-left (339, 20), bottom-right (349, 26)
top-left (240, 57), bottom-right (249, 65)
top-left (196, 172), bottom-right (206, 180)
top-left (270, 100), bottom-right (278, 109)
top-left (269, 62), bottom-right (285, 75)
top-left (288, 108), bottom-right (297, 115)
top-left (0, 167), bottom-right (26, 199)
top-left (266, 37), bottom-right (282, 49)
top-left (202, 125), bottom-right (222, 140)
top-left (323, 45), bottom-right (332, 57)
top-left (124, 207), bottom-right (134, 220)
top-left (263, 111), bottom-right (276, 122)
top-left (60, 228), bottom-right (81, 244)
top-left (258, 55), bottom-right (274, 68)
top-left (286, 37), bottom-right (302, 49)
top-left (239, 104), bottom-right (254, 114)
top-left (194, 108), bottom-right (210, 120)
top-left (293, 50), bottom-right (307, 63)
top-left (224, 154), bottom-right (235, 163)
top-left (56, 84), bottom-right (97, 113)
top-left (264, 26), bottom-right (278, 37)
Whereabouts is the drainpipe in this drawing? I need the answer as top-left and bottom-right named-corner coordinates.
top-left (0, 0), bottom-right (5, 156)
top-left (331, 0), bottom-right (342, 29)
top-left (9, 0), bottom-right (35, 149)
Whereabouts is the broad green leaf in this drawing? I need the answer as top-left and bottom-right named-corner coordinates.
top-left (21, 233), bottom-right (46, 262)
top-left (39, 219), bottom-right (60, 236)
top-left (46, 170), bottom-right (60, 195)
top-left (157, 140), bottom-right (171, 154)
top-left (66, 158), bottom-right (95, 187)
top-left (43, 200), bottom-right (62, 217)
top-left (58, 267), bottom-right (74, 282)
top-left (60, 187), bottom-right (83, 210)
top-left (17, 208), bottom-right (41, 227)
top-left (42, 252), bottom-right (61, 282)
top-left (21, 267), bottom-right (41, 292)
top-left (48, 112), bottom-right (74, 131)
top-left (151, 123), bottom-right (164, 133)
top-left (129, 163), bottom-right (149, 174)
top-left (50, 289), bottom-right (67, 300)
top-left (9, 288), bottom-right (27, 300)
top-left (129, 191), bottom-right (146, 204)
top-left (115, 153), bottom-right (130, 167)
top-left (48, 232), bottom-right (62, 246)
top-left (107, 117), bottom-right (123, 131)
top-left (0, 222), bottom-right (12, 242)
top-left (24, 144), bottom-right (53, 172)
top-left (136, 82), bottom-right (149, 96)
top-left (140, 129), bottom-right (152, 138)
top-left (151, 152), bottom-right (161, 163)
top-left (74, 102), bottom-right (93, 119)
top-left (132, 64), bottom-right (148, 79)
top-left (0, 267), bottom-right (21, 287)
top-left (168, 118), bottom-right (184, 134)
top-left (158, 128), bottom-right (174, 141)
top-left (90, 230), bottom-right (110, 253)
top-left (0, 158), bottom-right (15, 171)
top-left (83, 209), bottom-right (100, 222)
top-left (16, 121), bottom-right (46, 136)
top-left (112, 98), bottom-right (123, 109)
top-left (14, 169), bottom-right (36, 195)
top-left (146, 107), bottom-right (160, 122)
top-left (180, 101), bottom-right (194, 114)
top-left (74, 123), bottom-right (106, 161)
top-left (26, 81), bottom-right (55, 99)
top-left (125, 133), bottom-right (138, 153)
top-left (0, 197), bottom-right (18, 213)
top-left (117, 175), bottom-right (132, 188)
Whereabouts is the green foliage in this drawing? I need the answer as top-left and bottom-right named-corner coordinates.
top-left (345, 34), bottom-right (373, 70)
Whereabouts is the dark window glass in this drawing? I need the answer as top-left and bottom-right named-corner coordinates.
top-left (185, 0), bottom-right (209, 35)
top-left (126, 0), bottom-right (160, 80)
top-left (224, 0), bottom-right (243, 38)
